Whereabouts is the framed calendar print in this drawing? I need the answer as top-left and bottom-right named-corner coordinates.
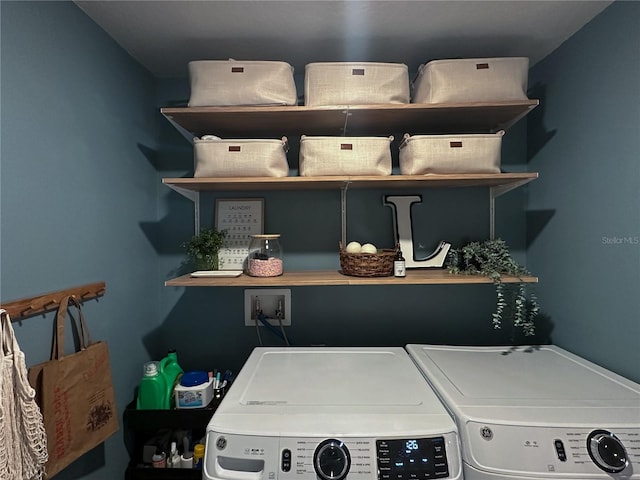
top-left (215, 198), bottom-right (264, 270)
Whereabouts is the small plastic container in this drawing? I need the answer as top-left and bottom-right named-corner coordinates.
top-left (246, 234), bottom-right (283, 277)
top-left (174, 371), bottom-right (214, 409)
top-left (152, 450), bottom-right (166, 468)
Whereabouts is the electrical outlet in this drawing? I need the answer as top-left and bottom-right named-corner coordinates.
top-left (244, 289), bottom-right (291, 327)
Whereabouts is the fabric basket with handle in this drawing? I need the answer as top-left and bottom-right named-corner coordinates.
top-left (304, 62), bottom-right (409, 106)
top-left (194, 136), bottom-right (289, 178)
top-left (1, 309), bottom-right (48, 480)
top-left (188, 60), bottom-right (297, 106)
top-left (399, 131), bottom-right (504, 175)
top-left (27, 296), bottom-right (119, 478)
top-left (411, 57), bottom-right (529, 103)
top-left (299, 135), bottom-right (393, 176)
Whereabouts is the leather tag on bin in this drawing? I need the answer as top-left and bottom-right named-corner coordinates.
top-left (352, 68), bottom-right (365, 76)
top-left (229, 146), bottom-right (241, 152)
top-left (476, 63), bottom-right (490, 70)
top-left (341, 143), bottom-right (353, 150)
top-left (450, 141), bottom-right (463, 148)
top-left (231, 67), bottom-right (244, 73)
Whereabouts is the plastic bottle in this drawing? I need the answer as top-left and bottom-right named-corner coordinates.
top-left (168, 441), bottom-right (180, 468)
top-left (137, 361), bottom-right (169, 410)
top-left (152, 449), bottom-right (166, 468)
top-left (160, 349), bottom-right (184, 408)
top-left (193, 443), bottom-right (205, 469)
top-left (394, 249), bottom-right (406, 277)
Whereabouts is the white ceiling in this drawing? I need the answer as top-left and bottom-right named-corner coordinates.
top-left (75, 0), bottom-right (613, 78)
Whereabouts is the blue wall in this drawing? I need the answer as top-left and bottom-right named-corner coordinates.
top-left (0, 3), bottom-right (525, 478)
top-left (527, 1), bottom-right (640, 382)
top-left (1, 2), bottom-right (161, 478)
top-left (2, 1), bottom-right (636, 479)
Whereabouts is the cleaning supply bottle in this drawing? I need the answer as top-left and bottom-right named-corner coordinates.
top-left (193, 443), bottom-right (205, 469)
top-left (168, 441), bottom-right (180, 468)
top-left (160, 349), bottom-right (184, 408)
top-left (137, 361), bottom-right (169, 410)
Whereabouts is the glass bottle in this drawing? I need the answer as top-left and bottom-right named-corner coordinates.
top-left (246, 234), bottom-right (283, 277)
top-left (394, 249), bottom-right (406, 277)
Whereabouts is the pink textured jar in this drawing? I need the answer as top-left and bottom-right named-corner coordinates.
top-left (246, 234), bottom-right (283, 277)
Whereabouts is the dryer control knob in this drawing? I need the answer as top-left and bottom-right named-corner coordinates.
top-left (587, 430), bottom-right (629, 474)
top-left (314, 439), bottom-right (351, 480)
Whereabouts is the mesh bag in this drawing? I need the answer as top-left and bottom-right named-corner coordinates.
top-left (0, 309), bottom-right (48, 480)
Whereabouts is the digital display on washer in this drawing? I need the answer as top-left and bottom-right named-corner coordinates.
top-left (377, 438), bottom-right (449, 479)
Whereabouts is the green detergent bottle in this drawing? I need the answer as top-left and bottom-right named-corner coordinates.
top-left (137, 361), bottom-right (169, 410)
top-left (160, 349), bottom-right (183, 408)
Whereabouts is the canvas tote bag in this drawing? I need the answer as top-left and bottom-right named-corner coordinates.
top-left (0, 309), bottom-right (48, 480)
top-left (28, 296), bottom-right (119, 477)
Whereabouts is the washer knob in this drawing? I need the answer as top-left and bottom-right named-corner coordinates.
top-left (314, 439), bottom-right (351, 480)
top-left (587, 430), bottom-right (628, 474)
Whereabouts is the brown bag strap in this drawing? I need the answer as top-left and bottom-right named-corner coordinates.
top-left (51, 295), bottom-right (92, 360)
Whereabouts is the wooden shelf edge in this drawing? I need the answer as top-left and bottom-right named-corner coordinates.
top-left (165, 271), bottom-right (538, 287)
top-left (161, 100), bottom-right (540, 116)
top-left (163, 173), bottom-right (538, 192)
top-left (160, 100), bottom-right (539, 137)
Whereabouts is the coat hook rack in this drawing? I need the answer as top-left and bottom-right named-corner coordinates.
top-left (1, 281), bottom-right (106, 321)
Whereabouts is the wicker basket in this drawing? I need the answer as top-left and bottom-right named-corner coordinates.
top-left (339, 242), bottom-right (399, 277)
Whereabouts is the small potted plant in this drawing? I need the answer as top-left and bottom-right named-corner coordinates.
top-left (183, 227), bottom-right (228, 271)
top-left (446, 238), bottom-right (539, 336)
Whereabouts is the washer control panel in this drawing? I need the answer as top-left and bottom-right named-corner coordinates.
top-left (377, 438), bottom-right (449, 479)
top-left (205, 432), bottom-right (459, 480)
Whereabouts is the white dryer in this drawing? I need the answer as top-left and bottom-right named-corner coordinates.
top-left (406, 344), bottom-right (640, 479)
top-left (204, 347), bottom-right (462, 480)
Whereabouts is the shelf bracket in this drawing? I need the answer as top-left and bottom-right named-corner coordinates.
top-left (489, 189), bottom-right (497, 240)
top-left (165, 184), bottom-right (200, 234)
top-left (194, 192), bottom-right (201, 234)
top-left (493, 101), bottom-right (539, 132)
top-left (341, 107), bottom-right (352, 136)
top-left (165, 184), bottom-right (198, 203)
top-left (489, 178), bottom-right (533, 239)
top-left (340, 181), bottom-right (351, 246)
top-left (162, 113), bottom-right (196, 144)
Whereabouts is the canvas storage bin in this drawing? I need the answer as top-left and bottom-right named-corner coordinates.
top-left (304, 62), bottom-right (409, 106)
top-left (194, 136), bottom-right (289, 177)
top-left (412, 57), bottom-right (529, 103)
top-left (188, 60), bottom-right (297, 107)
top-left (399, 131), bottom-right (504, 174)
top-left (299, 136), bottom-right (393, 176)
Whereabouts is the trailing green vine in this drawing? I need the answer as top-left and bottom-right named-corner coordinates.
top-left (446, 239), bottom-right (539, 336)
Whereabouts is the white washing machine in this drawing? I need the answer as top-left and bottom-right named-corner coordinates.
top-left (406, 344), bottom-right (640, 480)
top-left (204, 347), bottom-right (462, 480)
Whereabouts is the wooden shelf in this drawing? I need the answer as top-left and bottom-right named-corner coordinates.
top-left (163, 172), bottom-right (538, 193)
top-left (166, 270), bottom-right (538, 287)
top-left (161, 100), bottom-right (539, 137)
top-left (161, 100), bottom-right (540, 289)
